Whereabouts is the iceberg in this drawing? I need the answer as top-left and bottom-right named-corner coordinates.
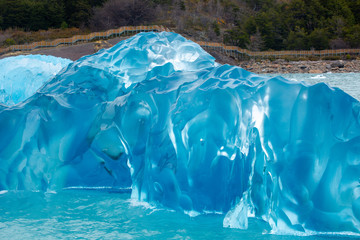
top-left (0, 32), bottom-right (360, 234)
top-left (0, 55), bottom-right (72, 106)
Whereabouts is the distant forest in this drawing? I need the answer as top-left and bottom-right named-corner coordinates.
top-left (0, 0), bottom-right (360, 50)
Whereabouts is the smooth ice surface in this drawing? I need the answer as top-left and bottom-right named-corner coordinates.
top-left (0, 55), bottom-right (72, 106)
top-left (0, 32), bottom-right (360, 235)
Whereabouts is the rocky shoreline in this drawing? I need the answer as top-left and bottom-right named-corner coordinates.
top-left (207, 49), bottom-right (360, 74)
top-left (239, 59), bottom-right (360, 74)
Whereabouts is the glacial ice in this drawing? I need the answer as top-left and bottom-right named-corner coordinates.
top-left (0, 55), bottom-right (72, 106)
top-left (0, 32), bottom-right (360, 234)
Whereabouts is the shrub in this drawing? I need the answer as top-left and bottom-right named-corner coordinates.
top-left (286, 29), bottom-right (308, 50)
top-left (308, 29), bottom-right (330, 50)
top-left (61, 21), bottom-right (68, 30)
top-left (4, 38), bottom-right (15, 46)
top-left (212, 21), bottom-right (220, 36)
top-left (322, 56), bottom-right (341, 61)
top-left (224, 27), bottom-right (249, 48)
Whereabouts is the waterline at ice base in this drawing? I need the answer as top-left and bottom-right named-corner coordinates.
top-left (0, 32), bottom-right (360, 236)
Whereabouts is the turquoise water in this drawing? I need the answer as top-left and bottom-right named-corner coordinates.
top-left (267, 73), bottom-right (360, 101)
top-left (0, 190), bottom-right (356, 240)
top-left (1, 73), bottom-right (360, 240)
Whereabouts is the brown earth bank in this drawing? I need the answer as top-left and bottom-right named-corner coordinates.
top-left (1, 39), bottom-right (360, 74)
top-left (0, 38), bottom-right (124, 61)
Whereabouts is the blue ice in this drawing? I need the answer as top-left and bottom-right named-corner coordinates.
top-left (0, 55), bottom-right (72, 106)
top-left (0, 32), bottom-right (359, 235)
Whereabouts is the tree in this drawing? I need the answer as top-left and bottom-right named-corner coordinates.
top-left (44, 0), bottom-right (65, 29)
top-left (308, 28), bottom-right (329, 50)
top-left (64, 0), bottom-right (92, 27)
top-left (0, 0), bottom-right (65, 30)
top-left (345, 24), bottom-right (360, 48)
top-left (346, 0), bottom-right (360, 24)
top-left (255, 10), bottom-right (285, 50)
top-left (90, 0), bottom-right (156, 31)
top-left (286, 28), bottom-right (308, 50)
top-left (223, 27), bottom-right (249, 48)
top-left (244, 17), bottom-right (257, 35)
top-left (0, 0), bottom-right (26, 29)
top-left (247, 29), bottom-right (264, 51)
top-left (328, 16), bottom-right (346, 38)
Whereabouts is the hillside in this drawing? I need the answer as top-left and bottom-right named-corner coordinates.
top-left (0, 0), bottom-right (360, 51)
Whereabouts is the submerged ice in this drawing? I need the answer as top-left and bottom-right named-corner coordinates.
top-left (0, 32), bottom-right (360, 234)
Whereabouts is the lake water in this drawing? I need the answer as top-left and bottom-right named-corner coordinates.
top-left (1, 189), bottom-right (356, 240)
top-left (266, 73), bottom-right (360, 101)
top-left (1, 73), bottom-right (360, 240)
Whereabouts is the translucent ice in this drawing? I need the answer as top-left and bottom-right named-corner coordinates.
top-left (0, 55), bottom-right (72, 106)
top-left (0, 32), bottom-right (360, 235)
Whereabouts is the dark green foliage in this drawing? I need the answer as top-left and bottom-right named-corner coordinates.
top-left (254, 8), bottom-right (286, 50)
top-left (347, 0), bottom-right (360, 24)
top-left (345, 24), bottom-right (360, 48)
top-left (244, 17), bottom-right (257, 35)
top-left (212, 21), bottom-right (220, 36)
top-left (0, 0), bottom-right (360, 51)
top-left (179, 0), bottom-right (186, 10)
top-left (4, 38), bottom-right (15, 46)
top-left (63, 0), bottom-right (91, 27)
top-left (308, 28), bottom-right (330, 50)
top-left (0, 0), bottom-right (105, 30)
top-left (239, 0), bottom-right (360, 50)
top-left (61, 21), bottom-right (69, 29)
top-left (45, 1), bottom-right (66, 29)
top-left (152, 0), bottom-right (173, 4)
top-left (224, 27), bottom-right (249, 48)
top-left (286, 28), bottom-right (308, 50)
